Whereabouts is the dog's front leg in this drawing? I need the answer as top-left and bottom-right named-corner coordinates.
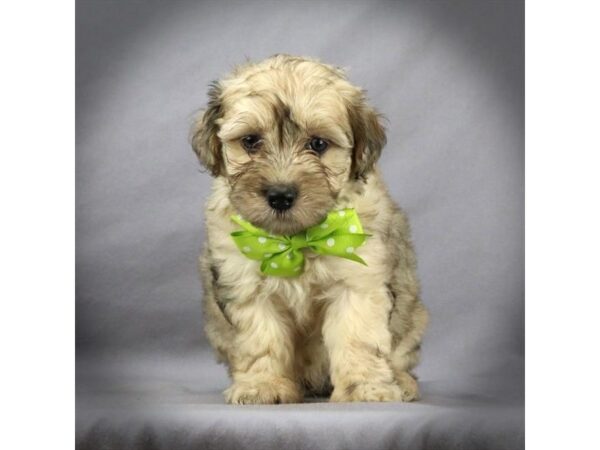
top-left (224, 294), bottom-right (302, 404)
top-left (323, 285), bottom-right (404, 402)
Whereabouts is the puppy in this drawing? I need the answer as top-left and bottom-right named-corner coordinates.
top-left (191, 55), bottom-right (428, 404)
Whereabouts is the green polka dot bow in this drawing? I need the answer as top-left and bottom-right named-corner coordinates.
top-left (230, 208), bottom-right (370, 277)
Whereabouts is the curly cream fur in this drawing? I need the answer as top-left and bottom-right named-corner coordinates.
top-left (193, 55), bottom-right (428, 404)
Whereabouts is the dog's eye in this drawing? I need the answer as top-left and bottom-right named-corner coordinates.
top-left (306, 137), bottom-right (329, 154)
top-left (241, 135), bottom-right (262, 153)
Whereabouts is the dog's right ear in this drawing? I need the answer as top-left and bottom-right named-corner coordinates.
top-left (190, 82), bottom-right (224, 177)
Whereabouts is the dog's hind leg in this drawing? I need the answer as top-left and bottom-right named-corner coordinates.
top-left (387, 285), bottom-right (429, 401)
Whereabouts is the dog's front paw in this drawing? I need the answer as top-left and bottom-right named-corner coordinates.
top-left (395, 371), bottom-right (420, 402)
top-left (224, 377), bottom-right (302, 405)
top-left (330, 381), bottom-right (404, 403)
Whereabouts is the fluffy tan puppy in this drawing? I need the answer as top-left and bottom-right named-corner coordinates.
top-left (191, 55), bottom-right (428, 404)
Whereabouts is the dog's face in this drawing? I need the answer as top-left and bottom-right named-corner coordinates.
top-left (192, 55), bottom-right (386, 235)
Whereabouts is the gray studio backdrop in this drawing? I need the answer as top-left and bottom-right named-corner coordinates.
top-left (76, 1), bottom-right (524, 449)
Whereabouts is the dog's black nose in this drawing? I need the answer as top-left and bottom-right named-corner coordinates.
top-left (266, 185), bottom-right (297, 211)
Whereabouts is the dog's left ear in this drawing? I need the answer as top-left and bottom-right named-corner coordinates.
top-left (190, 82), bottom-right (224, 177)
top-left (347, 95), bottom-right (387, 180)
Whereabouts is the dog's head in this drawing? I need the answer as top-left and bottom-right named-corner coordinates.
top-left (191, 55), bottom-right (386, 235)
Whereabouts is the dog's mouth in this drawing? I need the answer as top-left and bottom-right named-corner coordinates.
top-left (233, 205), bottom-right (328, 236)
top-left (258, 209), bottom-right (325, 236)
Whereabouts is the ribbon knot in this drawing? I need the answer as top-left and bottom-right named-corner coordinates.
top-left (230, 208), bottom-right (370, 277)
